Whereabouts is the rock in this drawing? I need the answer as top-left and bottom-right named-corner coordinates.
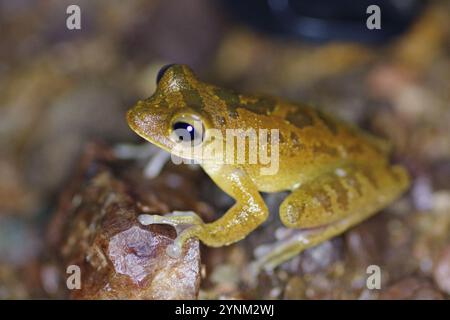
top-left (283, 276), bottom-right (306, 300)
top-left (298, 239), bottom-right (343, 274)
top-left (0, 262), bottom-right (46, 299)
top-left (433, 245), bottom-right (450, 295)
top-left (380, 277), bottom-right (444, 300)
top-left (345, 214), bottom-right (386, 268)
top-left (47, 143), bottom-right (202, 299)
top-left (0, 265), bottom-right (31, 299)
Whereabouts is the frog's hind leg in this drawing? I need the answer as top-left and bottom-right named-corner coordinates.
top-left (251, 163), bottom-right (409, 273)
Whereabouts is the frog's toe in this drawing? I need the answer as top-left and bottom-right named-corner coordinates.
top-left (166, 224), bottom-right (202, 259)
top-left (138, 214), bottom-right (162, 225)
top-left (138, 213), bottom-right (183, 226)
top-left (166, 243), bottom-right (183, 258)
top-left (138, 211), bottom-right (204, 259)
top-left (138, 211), bottom-right (203, 227)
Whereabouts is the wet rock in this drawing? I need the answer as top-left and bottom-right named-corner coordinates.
top-left (433, 246), bottom-right (450, 295)
top-left (299, 239), bottom-right (343, 275)
top-left (345, 218), bottom-right (385, 268)
top-left (276, 236), bottom-right (344, 279)
top-left (0, 265), bottom-right (30, 299)
top-left (283, 276), bottom-right (306, 300)
top-left (380, 277), bottom-right (444, 300)
top-left (47, 143), bottom-right (202, 299)
top-left (0, 0), bottom-right (449, 300)
top-left (0, 262), bottom-right (46, 299)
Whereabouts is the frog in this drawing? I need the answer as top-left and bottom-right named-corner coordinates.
top-left (126, 64), bottom-right (410, 271)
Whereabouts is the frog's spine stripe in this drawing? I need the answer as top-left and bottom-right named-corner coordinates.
top-left (241, 96), bottom-right (277, 116)
top-left (181, 89), bottom-right (205, 110)
top-left (312, 143), bottom-right (339, 157)
top-left (212, 87), bottom-right (240, 119)
top-left (286, 109), bottom-right (314, 129)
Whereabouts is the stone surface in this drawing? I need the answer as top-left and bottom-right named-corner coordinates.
top-left (0, 0), bottom-right (449, 300)
top-left (47, 144), bottom-right (202, 299)
top-left (380, 277), bottom-right (444, 300)
top-left (433, 246), bottom-right (450, 295)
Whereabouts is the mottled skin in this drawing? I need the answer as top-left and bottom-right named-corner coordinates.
top-left (127, 64), bottom-right (410, 269)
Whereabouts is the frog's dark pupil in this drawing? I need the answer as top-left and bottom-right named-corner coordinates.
top-left (156, 64), bottom-right (175, 84)
top-left (173, 122), bottom-right (195, 141)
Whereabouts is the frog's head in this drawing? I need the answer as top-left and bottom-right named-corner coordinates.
top-left (127, 64), bottom-right (223, 160)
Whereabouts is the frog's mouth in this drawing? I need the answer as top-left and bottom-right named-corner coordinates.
top-left (126, 109), bottom-right (175, 153)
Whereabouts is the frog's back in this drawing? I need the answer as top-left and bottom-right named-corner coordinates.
top-left (273, 99), bottom-right (391, 163)
top-left (193, 78), bottom-right (391, 192)
top-left (230, 97), bottom-right (392, 192)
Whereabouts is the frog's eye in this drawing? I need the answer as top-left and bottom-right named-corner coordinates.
top-left (156, 64), bottom-right (175, 84)
top-left (170, 118), bottom-right (204, 146)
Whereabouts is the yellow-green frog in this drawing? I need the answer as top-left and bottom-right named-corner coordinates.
top-left (126, 64), bottom-right (410, 270)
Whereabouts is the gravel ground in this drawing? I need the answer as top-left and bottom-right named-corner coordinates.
top-left (0, 0), bottom-right (448, 299)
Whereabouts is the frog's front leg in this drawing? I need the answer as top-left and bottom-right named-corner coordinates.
top-left (140, 165), bottom-right (269, 257)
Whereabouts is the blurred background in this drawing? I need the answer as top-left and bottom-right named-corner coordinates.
top-left (0, 0), bottom-right (449, 299)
